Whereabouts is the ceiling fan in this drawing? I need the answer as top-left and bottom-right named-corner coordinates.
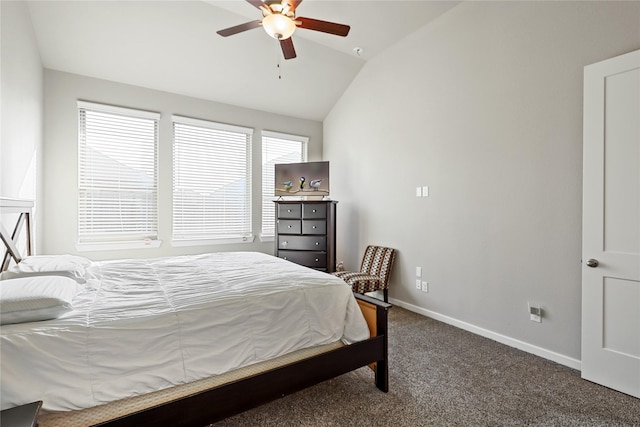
top-left (216, 0), bottom-right (350, 60)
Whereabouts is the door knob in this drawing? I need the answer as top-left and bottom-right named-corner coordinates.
top-left (586, 259), bottom-right (599, 268)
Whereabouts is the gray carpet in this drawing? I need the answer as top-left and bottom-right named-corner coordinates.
top-left (215, 307), bottom-right (640, 426)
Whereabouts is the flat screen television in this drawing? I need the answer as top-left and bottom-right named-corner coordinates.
top-left (274, 161), bottom-right (329, 198)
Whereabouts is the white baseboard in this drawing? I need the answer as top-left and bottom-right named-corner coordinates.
top-left (389, 298), bottom-right (582, 371)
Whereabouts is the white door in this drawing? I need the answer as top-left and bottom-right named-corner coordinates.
top-left (582, 49), bottom-right (640, 398)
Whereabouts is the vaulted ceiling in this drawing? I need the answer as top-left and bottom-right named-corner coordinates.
top-left (26, 0), bottom-right (460, 121)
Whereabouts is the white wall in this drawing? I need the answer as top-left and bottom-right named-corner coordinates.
top-left (324, 1), bottom-right (640, 363)
top-left (43, 70), bottom-right (322, 260)
top-left (0, 1), bottom-right (43, 248)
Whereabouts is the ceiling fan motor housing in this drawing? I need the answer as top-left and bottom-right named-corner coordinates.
top-left (263, 0), bottom-right (296, 17)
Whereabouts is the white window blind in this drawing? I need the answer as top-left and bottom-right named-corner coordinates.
top-left (261, 131), bottom-right (308, 237)
top-left (77, 101), bottom-right (159, 245)
top-left (172, 116), bottom-right (253, 243)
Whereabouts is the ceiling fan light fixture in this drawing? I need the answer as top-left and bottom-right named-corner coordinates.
top-left (262, 13), bottom-right (296, 40)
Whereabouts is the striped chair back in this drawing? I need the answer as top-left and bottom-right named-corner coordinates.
top-left (360, 245), bottom-right (396, 286)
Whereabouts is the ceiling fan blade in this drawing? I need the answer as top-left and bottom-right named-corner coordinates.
top-left (296, 17), bottom-right (350, 37)
top-left (280, 37), bottom-right (296, 60)
top-left (245, 0), bottom-right (266, 9)
top-left (217, 20), bottom-right (262, 37)
top-left (246, 0), bottom-right (273, 15)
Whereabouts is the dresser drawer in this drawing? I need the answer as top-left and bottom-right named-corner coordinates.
top-left (278, 250), bottom-right (327, 269)
top-left (278, 235), bottom-right (326, 251)
top-left (302, 220), bottom-right (326, 235)
top-left (277, 220), bottom-right (301, 234)
top-left (278, 204), bottom-right (302, 219)
top-left (302, 204), bottom-right (326, 219)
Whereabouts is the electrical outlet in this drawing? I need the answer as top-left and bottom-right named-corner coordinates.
top-left (416, 279), bottom-right (422, 290)
top-left (416, 266), bottom-right (422, 277)
top-left (421, 281), bottom-right (428, 293)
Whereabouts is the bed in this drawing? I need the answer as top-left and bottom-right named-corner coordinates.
top-left (0, 198), bottom-right (391, 426)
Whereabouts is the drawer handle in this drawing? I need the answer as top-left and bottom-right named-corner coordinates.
top-left (315, 242), bottom-right (319, 246)
top-left (287, 225), bottom-right (292, 228)
top-left (283, 257), bottom-right (288, 260)
top-left (312, 226), bottom-right (317, 229)
top-left (312, 209), bottom-right (317, 213)
top-left (315, 258), bottom-right (319, 262)
top-left (287, 209), bottom-right (292, 212)
top-left (282, 241), bottom-right (288, 246)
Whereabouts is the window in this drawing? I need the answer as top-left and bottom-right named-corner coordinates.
top-left (172, 116), bottom-right (253, 244)
top-left (77, 101), bottom-right (159, 250)
top-left (261, 131), bottom-right (308, 238)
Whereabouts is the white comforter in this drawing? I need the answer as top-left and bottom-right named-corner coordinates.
top-left (0, 252), bottom-right (369, 411)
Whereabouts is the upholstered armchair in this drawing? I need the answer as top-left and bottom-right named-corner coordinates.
top-left (332, 245), bottom-right (396, 302)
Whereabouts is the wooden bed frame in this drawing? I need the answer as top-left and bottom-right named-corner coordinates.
top-left (0, 198), bottom-right (391, 427)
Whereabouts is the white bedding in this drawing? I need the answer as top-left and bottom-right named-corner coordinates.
top-left (0, 252), bottom-right (369, 412)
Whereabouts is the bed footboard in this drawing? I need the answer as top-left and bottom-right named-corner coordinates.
top-left (96, 294), bottom-right (391, 427)
top-left (354, 293), bottom-right (392, 392)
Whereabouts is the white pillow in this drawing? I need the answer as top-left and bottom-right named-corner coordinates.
top-left (0, 255), bottom-right (92, 284)
top-left (0, 276), bottom-right (79, 325)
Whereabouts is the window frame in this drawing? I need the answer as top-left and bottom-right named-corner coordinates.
top-left (76, 101), bottom-right (161, 252)
top-left (171, 115), bottom-right (254, 246)
top-left (260, 130), bottom-right (308, 241)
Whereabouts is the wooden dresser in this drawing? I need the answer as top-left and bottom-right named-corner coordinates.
top-left (274, 200), bottom-right (337, 272)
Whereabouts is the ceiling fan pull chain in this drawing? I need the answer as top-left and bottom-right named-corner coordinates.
top-left (276, 44), bottom-right (283, 80)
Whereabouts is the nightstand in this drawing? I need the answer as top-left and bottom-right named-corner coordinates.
top-left (0, 401), bottom-right (42, 427)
